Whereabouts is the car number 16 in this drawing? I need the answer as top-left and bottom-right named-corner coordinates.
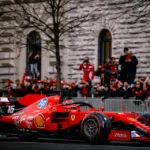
top-left (7, 105), bottom-right (15, 113)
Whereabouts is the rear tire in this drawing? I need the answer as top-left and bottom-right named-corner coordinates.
top-left (80, 112), bottom-right (112, 144)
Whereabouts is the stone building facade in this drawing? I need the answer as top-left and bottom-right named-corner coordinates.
top-left (0, 0), bottom-right (149, 83)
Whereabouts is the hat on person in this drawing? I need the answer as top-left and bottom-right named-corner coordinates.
top-left (5, 79), bottom-right (10, 84)
top-left (37, 80), bottom-right (41, 83)
top-left (52, 79), bottom-right (57, 83)
top-left (111, 56), bottom-right (116, 59)
top-left (15, 79), bottom-right (20, 82)
top-left (98, 65), bottom-right (104, 69)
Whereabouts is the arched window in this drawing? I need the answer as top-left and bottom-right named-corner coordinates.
top-left (98, 29), bottom-right (112, 65)
top-left (26, 31), bottom-right (41, 79)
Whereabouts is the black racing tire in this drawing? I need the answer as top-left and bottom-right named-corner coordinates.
top-left (19, 135), bottom-right (37, 142)
top-left (80, 112), bottom-right (112, 144)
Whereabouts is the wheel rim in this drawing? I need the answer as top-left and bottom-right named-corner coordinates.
top-left (83, 119), bottom-right (99, 137)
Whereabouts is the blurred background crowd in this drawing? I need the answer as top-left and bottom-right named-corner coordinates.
top-left (0, 47), bottom-right (150, 102)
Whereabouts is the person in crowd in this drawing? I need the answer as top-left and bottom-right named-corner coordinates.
top-left (121, 81), bottom-right (132, 99)
top-left (117, 80), bottom-right (124, 97)
top-left (34, 50), bottom-right (41, 72)
top-left (32, 80), bottom-right (41, 94)
top-left (90, 82), bottom-right (100, 97)
top-left (2, 80), bottom-right (11, 96)
top-left (99, 84), bottom-right (111, 101)
top-left (110, 56), bottom-right (118, 81)
top-left (110, 79), bottom-right (118, 97)
top-left (69, 82), bottom-right (79, 97)
top-left (5, 86), bottom-right (16, 98)
top-left (16, 84), bottom-right (26, 97)
top-left (94, 65), bottom-right (113, 87)
top-left (119, 47), bottom-right (130, 82)
top-left (43, 76), bottom-right (48, 83)
top-left (24, 81), bottom-right (33, 94)
top-left (35, 71), bottom-right (41, 80)
top-left (29, 51), bottom-right (36, 77)
top-left (41, 81), bottom-right (49, 96)
top-left (79, 57), bottom-right (95, 82)
top-left (49, 80), bottom-right (58, 94)
top-left (13, 79), bottom-right (26, 97)
top-left (49, 76), bottom-right (57, 87)
top-left (104, 58), bottom-right (111, 70)
top-left (132, 81), bottom-right (147, 102)
top-left (127, 51), bottom-right (138, 84)
top-left (142, 77), bottom-right (150, 98)
top-left (78, 80), bottom-right (92, 97)
top-left (3, 80), bottom-right (11, 90)
top-left (0, 86), bottom-right (3, 96)
top-left (62, 83), bottom-right (72, 99)
top-left (29, 50), bottom-right (40, 78)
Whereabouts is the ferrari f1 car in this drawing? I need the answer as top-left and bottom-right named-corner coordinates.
top-left (0, 94), bottom-right (150, 144)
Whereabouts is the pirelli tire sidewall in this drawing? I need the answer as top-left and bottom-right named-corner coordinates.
top-left (80, 112), bottom-right (112, 144)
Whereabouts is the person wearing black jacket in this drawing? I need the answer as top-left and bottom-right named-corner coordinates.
top-left (121, 82), bottom-right (132, 99)
top-left (94, 65), bottom-right (113, 88)
top-left (119, 47), bottom-right (130, 82)
top-left (99, 84), bottom-right (111, 101)
top-left (127, 51), bottom-right (138, 84)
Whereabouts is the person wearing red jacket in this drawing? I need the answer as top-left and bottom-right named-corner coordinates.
top-left (79, 57), bottom-right (95, 82)
top-left (110, 56), bottom-right (118, 80)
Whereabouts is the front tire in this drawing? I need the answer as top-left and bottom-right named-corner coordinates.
top-left (80, 113), bottom-right (112, 144)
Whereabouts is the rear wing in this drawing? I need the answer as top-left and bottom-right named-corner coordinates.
top-left (0, 97), bottom-right (9, 103)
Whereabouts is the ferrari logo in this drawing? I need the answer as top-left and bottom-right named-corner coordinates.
top-left (71, 115), bottom-right (75, 121)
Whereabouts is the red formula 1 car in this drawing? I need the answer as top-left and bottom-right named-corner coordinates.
top-left (0, 94), bottom-right (150, 144)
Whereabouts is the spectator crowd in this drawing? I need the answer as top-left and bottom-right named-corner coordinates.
top-left (0, 47), bottom-right (150, 102)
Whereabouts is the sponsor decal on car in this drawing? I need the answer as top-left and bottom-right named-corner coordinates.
top-left (13, 111), bottom-right (24, 116)
top-left (34, 114), bottom-right (45, 128)
top-left (127, 117), bottom-right (136, 122)
top-left (19, 115), bottom-right (26, 123)
top-left (109, 130), bottom-right (131, 141)
top-left (12, 114), bottom-right (26, 126)
top-left (26, 121), bottom-right (33, 128)
top-left (27, 116), bottom-right (34, 120)
top-left (12, 116), bottom-right (20, 126)
top-left (115, 133), bottom-right (127, 137)
top-left (71, 115), bottom-right (75, 121)
top-left (37, 98), bottom-right (48, 108)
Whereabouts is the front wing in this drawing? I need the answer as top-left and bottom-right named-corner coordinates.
top-left (109, 129), bottom-right (150, 142)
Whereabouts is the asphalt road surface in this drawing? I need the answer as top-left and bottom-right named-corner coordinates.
top-left (0, 137), bottom-right (150, 150)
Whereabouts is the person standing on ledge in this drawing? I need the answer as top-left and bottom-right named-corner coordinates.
top-left (79, 57), bottom-right (95, 82)
top-left (79, 57), bottom-right (94, 97)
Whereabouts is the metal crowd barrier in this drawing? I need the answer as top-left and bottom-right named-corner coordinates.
top-left (103, 99), bottom-right (145, 113)
top-left (72, 97), bottom-right (146, 113)
top-left (144, 100), bottom-right (150, 113)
